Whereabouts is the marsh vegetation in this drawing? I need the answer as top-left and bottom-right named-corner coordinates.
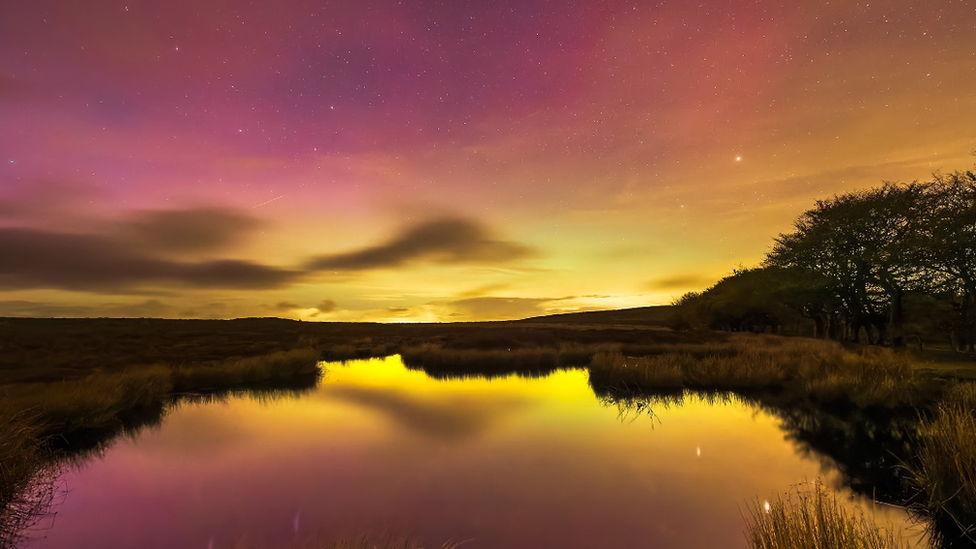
top-left (2, 317), bottom-right (976, 547)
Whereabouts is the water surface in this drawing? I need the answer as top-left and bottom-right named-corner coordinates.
top-left (31, 357), bottom-right (919, 549)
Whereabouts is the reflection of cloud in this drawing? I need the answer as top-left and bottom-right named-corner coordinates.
top-left (324, 385), bottom-right (530, 442)
top-left (306, 217), bottom-right (535, 271)
top-left (0, 228), bottom-right (299, 292)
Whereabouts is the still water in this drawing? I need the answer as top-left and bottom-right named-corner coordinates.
top-left (31, 357), bottom-right (920, 549)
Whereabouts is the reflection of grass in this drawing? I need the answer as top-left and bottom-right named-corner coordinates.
top-left (227, 534), bottom-right (459, 549)
top-left (401, 343), bottom-right (596, 378)
top-left (0, 348), bottom-right (322, 545)
top-left (911, 383), bottom-right (976, 538)
top-left (746, 480), bottom-right (908, 549)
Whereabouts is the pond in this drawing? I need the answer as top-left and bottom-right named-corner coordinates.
top-left (27, 356), bottom-right (923, 549)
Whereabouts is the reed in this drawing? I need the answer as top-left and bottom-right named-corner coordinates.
top-left (172, 348), bottom-right (322, 391)
top-left (746, 481), bottom-right (909, 549)
top-left (911, 383), bottom-right (976, 537)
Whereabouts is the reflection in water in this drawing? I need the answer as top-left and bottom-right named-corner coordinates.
top-left (22, 357), bottom-right (926, 549)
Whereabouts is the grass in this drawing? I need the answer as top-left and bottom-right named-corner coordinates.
top-left (911, 383), bottom-right (976, 539)
top-left (172, 348), bottom-right (322, 391)
top-left (746, 480), bottom-right (910, 549)
top-left (0, 406), bottom-right (60, 549)
top-left (0, 347), bottom-right (324, 544)
top-left (587, 335), bottom-right (918, 408)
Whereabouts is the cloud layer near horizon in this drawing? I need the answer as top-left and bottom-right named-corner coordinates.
top-left (0, 208), bottom-right (535, 295)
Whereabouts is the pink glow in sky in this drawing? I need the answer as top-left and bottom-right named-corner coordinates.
top-left (1, 0), bottom-right (975, 320)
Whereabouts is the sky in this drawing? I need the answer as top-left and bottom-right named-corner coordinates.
top-left (1, 0), bottom-right (974, 322)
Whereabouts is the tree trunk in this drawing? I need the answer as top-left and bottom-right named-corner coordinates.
top-left (889, 288), bottom-right (905, 347)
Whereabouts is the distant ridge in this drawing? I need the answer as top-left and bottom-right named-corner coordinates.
top-left (515, 305), bottom-right (674, 326)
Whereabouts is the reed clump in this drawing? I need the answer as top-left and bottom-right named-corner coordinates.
top-left (746, 481), bottom-right (909, 549)
top-left (588, 335), bottom-right (916, 407)
top-left (0, 407), bottom-right (43, 504)
top-left (5, 366), bottom-right (173, 433)
top-left (798, 345), bottom-right (915, 408)
top-left (172, 348), bottom-right (322, 391)
top-left (911, 383), bottom-right (976, 536)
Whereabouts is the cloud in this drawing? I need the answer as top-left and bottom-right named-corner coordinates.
top-left (0, 227), bottom-right (299, 292)
top-left (0, 299), bottom-right (176, 318)
top-left (316, 299), bottom-right (337, 313)
top-left (307, 217), bottom-right (535, 271)
top-left (445, 296), bottom-right (553, 321)
top-left (649, 274), bottom-right (715, 291)
top-left (124, 208), bottom-right (262, 253)
top-left (275, 301), bottom-right (301, 311)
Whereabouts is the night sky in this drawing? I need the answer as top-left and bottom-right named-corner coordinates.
top-left (1, 0), bottom-right (974, 321)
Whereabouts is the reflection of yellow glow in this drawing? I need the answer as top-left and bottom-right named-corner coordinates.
top-left (696, 446), bottom-right (701, 457)
top-left (322, 356), bottom-right (594, 404)
top-left (763, 501), bottom-right (771, 513)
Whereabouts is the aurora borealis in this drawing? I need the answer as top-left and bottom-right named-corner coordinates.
top-left (1, 1), bottom-right (974, 321)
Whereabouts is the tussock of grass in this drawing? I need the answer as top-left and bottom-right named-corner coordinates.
top-left (172, 348), bottom-right (322, 391)
top-left (0, 406), bottom-right (60, 549)
top-left (0, 407), bottom-right (43, 503)
top-left (6, 366), bottom-right (173, 433)
top-left (911, 383), bottom-right (976, 535)
top-left (589, 335), bottom-right (916, 407)
top-left (746, 481), bottom-right (909, 549)
top-left (798, 345), bottom-right (915, 408)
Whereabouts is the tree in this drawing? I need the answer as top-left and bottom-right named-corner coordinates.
top-left (765, 183), bottom-right (929, 344)
top-left (924, 171), bottom-right (976, 350)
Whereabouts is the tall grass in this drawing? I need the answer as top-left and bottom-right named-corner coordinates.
top-left (4, 366), bottom-right (173, 433)
top-left (911, 383), bottom-right (976, 538)
top-left (400, 343), bottom-right (597, 379)
top-left (588, 335), bottom-right (916, 407)
top-left (746, 481), bottom-right (909, 549)
top-left (172, 348), bottom-right (322, 391)
top-left (0, 406), bottom-right (60, 549)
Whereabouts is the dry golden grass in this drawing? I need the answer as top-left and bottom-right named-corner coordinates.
top-left (172, 348), bottom-right (322, 391)
top-left (4, 366), bottom-right (173, 433)
top-left (588, 335), bottom-right (916, 407)
top-left (746, 480), bottom-right (910, 549)
top-left (911, 383), bottom-right (976, 535)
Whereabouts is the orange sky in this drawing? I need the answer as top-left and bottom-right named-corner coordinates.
top-left (1, 0), bottom-right (974, 320)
